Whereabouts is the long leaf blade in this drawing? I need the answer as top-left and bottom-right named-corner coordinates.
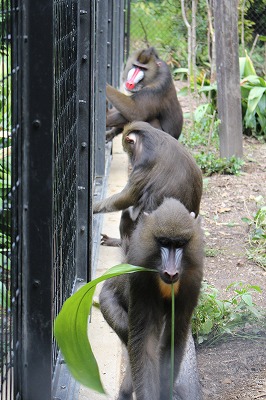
top-left (54, 264), bottom-right (155, 392)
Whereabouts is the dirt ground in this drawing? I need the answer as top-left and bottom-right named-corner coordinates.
top-left (175, 90), bottom-right (266, 400)
top-left (176, 82), bottom-right (266, 399)
top-left (195, 135), bottom-right (266, 400)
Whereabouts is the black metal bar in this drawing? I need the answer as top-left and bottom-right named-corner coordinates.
top-left (77, 1), bottom-right (91, 282)
top-left (21, 0), bottom-right (54, 399)
top-left (112, 2), bottom-right (120, 86)
top-left (94, 0), bottom-right (108, 178)
top-left (107, 1), bottom-right (113, 84)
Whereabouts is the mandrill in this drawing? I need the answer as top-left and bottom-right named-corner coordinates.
top-left (99, 198), bottom-right (204, 400)
top-left (93, 121), bottom-right (203, 247)
top-left (106, 47), bottom-right (183, 142)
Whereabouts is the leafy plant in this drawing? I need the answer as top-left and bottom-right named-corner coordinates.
top-left (181, 52), bottom-right (266, 146)
top-left (194, 153), bottom-right (244, 176)
top-left (240, 52), bottom-right (266, 139)
top-left (181, 113), bottom-right (244, 177)
top-left (54, 264), bottom-right (156, 393)
top-left (192, 281), bottom-right (264, 345)
top-left (242, 196), bottom-right (266, 269)
top-left (0, 49), bottom-right (12, 131)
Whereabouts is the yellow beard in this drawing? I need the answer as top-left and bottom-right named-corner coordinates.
top-left (158, 278), bottom-right (180, 299)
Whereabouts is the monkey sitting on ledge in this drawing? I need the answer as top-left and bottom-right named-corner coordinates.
top-left (93, 121), bottom-right (203, 247)
top-left (99, 198), bottom-right (204, 400)
top-left (106, 47), bottom-right (183, 142)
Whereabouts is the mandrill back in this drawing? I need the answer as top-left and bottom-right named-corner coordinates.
top-left (123, 121), bottom-right (203, 218)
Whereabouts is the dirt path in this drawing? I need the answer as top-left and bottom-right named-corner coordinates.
top-left (191, 133), bottom-right (266, 399)
top-left (176, 80), bottom-right (266, 399)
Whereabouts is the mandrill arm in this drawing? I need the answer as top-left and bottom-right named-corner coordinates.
top-left (106, 84), bottom-right (159, 122)
top-left (93, 182), bottom-right (136, 214)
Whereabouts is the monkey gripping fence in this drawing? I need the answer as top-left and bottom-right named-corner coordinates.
top-left (0, 0), bottom-right (130, 399)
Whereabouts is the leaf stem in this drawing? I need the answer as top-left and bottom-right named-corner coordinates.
top-left (170, 283), bottom-right (175, 400)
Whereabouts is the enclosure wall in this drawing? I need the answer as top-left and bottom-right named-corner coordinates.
top-left (0, 0), bottom-right (129, 399)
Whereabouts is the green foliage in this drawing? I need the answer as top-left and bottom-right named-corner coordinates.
top-left (240, 52), bottom-right (266, 139)
top-left (182, 53), bottom-right (266, 155)
top-left (0, 50), bottom-right (12, 131)
top-left (181, 104), bottom-right (244, 176)
top-left (130, 0), bottom-right (187, 63)
top-left (238, 0), bottom-right (256, 47)
top-left (242, 196), bottom-right (266, 268)
top-left (192, 281), bottom-right (264, 345)
top-left (195, 153), bottom-right (244, 177)
top-left (130, 0), bottom-right (263, 72)
top-left (54, 264), bottom-right (156, 393)
top-left (0, 281), bottom-right (10, 308)
top-left (205, 247), bottom-right (221, 258)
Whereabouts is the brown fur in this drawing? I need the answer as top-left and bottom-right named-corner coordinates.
top-left (93, 121), bottom-right (203, 246)
top-left (99, 198), bottom-right (204, 400)
top-left (106, 47), bottom-right (183, 142)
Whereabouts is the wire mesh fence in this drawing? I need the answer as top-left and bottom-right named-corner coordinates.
top-left (0, 0), bottom-right (16, 398)
top-left (52, 0), bottom-right (79, 374)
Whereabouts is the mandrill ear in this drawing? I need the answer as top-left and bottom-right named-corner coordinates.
top-left (125, 132), bottom-right (137, 144)
top-left (190, 211), bottom-right (202, 226)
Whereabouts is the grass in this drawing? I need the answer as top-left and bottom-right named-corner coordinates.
top-left (192, 281), bottom-right (265, 345)
top-left (242, 196), bottom-right (266, 270)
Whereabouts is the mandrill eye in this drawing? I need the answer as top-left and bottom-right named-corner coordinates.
top-left (157, 237), bottom-right (171, 247)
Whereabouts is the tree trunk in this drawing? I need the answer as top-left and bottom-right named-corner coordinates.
top-left (181, 0), bottom-right (193, 120)
top-left (191, 0), bottom-right (198, 94)
top-left (214, 0), bottom-right (243, 158)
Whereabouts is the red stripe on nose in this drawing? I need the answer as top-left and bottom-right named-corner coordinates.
top-left (125, 67), bottom-right (142, 90)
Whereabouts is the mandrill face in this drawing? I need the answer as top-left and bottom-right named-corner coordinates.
top-left (124, 66), bottom-right (145, 93)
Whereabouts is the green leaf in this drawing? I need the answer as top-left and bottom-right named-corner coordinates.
top-left (199, 84), bottom-right (217, 93)
top-left (241, 217), bottom-right (253, 225)
top-left (174, 67), bottom-right (188, 74)
top-left (0, 281), bottom-right (9, 308)
top-left (177, 86), bottom-right (188, 96)
top-left (243, 52), bottom-right (256, 77)
top-left (247, 87), bottom-right (266, 114)
top-left (242, 293), bottom-right (253, 307)
top-left (201, 318), bottom-right (213, 334)
top-left (171, 283), bottom-right (175, 399)
top-left (194, 103), bottom-right (210, 123)
top-left (239, 57), bottom-right (246, 79)
top-left (54, 264), bottom-right (155, 393)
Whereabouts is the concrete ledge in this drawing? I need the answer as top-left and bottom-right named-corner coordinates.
top-left (79, 136), bottom-right (128, 399)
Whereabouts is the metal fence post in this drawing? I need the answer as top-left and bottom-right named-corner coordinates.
top-left (94, 0), bottom-right (108, 178)
top-left (77, 1), bottom-right (91, 282)
top-left (21, 1), bottom-right (54, 398)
